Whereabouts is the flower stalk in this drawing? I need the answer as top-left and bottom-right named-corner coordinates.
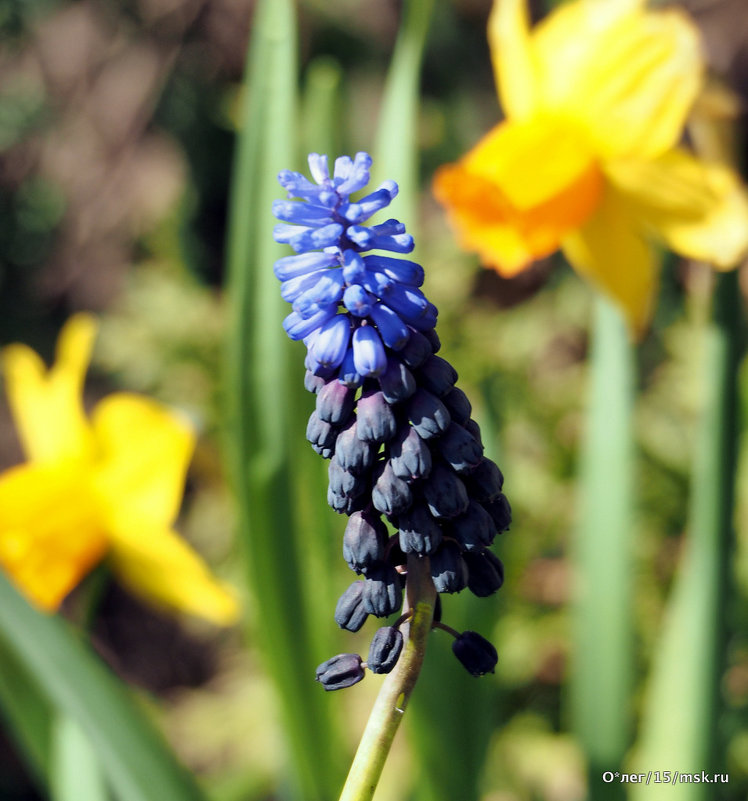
top-left (339, 555), bottom-right (437, 801)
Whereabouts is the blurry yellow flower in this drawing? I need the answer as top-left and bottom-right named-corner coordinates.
top-left (0, 314), bottom-right (239, 625)
top-left (433, 0), bottom-right (748, 335)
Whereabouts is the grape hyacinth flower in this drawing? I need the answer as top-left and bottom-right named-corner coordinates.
top-left (273, 152), bottom-right (511, 691)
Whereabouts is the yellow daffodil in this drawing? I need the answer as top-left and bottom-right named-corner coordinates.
top-left (433, 0), bottom-right (748, 335)
top-left (0, 314), bottom-right (239, 625)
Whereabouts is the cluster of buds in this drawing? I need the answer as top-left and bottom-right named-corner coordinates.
top-left (273, 153), bottom-right (511, 689)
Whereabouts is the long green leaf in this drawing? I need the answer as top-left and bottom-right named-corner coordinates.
top-left (0, 573), bottom-right (207, 801)
top-left (224, 1), bottom-right (343, 798)
top-left (569, 296), bottom-right (634, 801)
top-left (632, 269), bottom-right (741, 799)
top-left (51, 715), bottom-right (109, 801)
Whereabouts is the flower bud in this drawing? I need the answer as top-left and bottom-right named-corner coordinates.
top-left (416, 355), bottom-right (458, 397)
top-left (367, 626), bottom-right (404, 674)
top-left (437, 423), bottom-right (483, 474)
top-left (316, 653), bottom-right (365, 691)
top-left (306, 410), bottom-right (338, 458)
top-left (464, 458), bottom-right (504, 501)
top-left (430, 541), bottom-right (468, 594)
top-left (452, 631), bottom-right (498, 677)
top-left (482, 493), bottom-right (512, 532)
top-left (316, 379), bottom-right (356, 425)
top-left (372, 461), bottom-right (413, 516)
top-left (328, 459), bottom-right (366, 500)
top-left (304, 370), bottom-right (326, 394)
top-left (334, 419), bottom-right (375, 475)
top-left (334, 581), bottom-right (369, 631)
top-left (399, 328), bottom-right (433, 368)
top-left (343, 511), bottom-right (388, 573)
top-left (357, 387), bottom-right (397, 443)
top-left (407, 389), bottom-right (451, 440)
top-left (396, 504), bottom-right (443, 555)
top-left (378, 358), bottom-right (416, 404)
top-left (464, 549), bottom-right (504, 597)
top-left (423, 463), bottom-right (469, 519)
top-left (364, 563), bottom-right (403, 617)
top-left (389, 425), bottom-right (432, 482)
top-left (442, 387), bottom-right (472, 426)
top-left (448, 500), bottom-right (497, 549)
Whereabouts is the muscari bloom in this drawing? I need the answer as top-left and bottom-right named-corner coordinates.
top-left (433, 0), bottom-right (748, 336)
top-left (274, 153), bottom-right (511, 689)
top-left (0, 314), bottom-right (239, 625)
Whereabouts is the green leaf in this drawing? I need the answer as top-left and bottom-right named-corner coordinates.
top-left (569, 296), bottom-right (634, 800)
top-left (51, 715), bottom-right (109, 801)
top-left (223, 1), bottom-right (344, 798)
top-left (0, 573), bottom-right (207, 801)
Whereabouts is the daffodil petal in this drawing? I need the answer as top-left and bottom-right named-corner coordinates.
top-left (608, 149), bottom-right (748, 269)
top-left (2, 314), bottom-right (97, 464)
top-left (488, 0), bottom-right (537, 120)
top-left (0, 462), bottom-right (106, 610)
top-left (561, 186), bottom-right (657, 338)
top-left (91, 393), bottom-right (195, 530)
top-left (107, 524), bottom-right (239, 626)
top-left (433, 120), bottom-right (603, 274)
top-left (532, 1), bottom-right (703, 159)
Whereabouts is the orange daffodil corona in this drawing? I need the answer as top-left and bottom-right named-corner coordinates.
top-left (0, 314), bottom-right (239, 624)
top-left (433, 0), bottom-right (748, 336)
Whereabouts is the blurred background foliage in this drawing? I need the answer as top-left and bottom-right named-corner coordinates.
top-left (0, 0), bottom-right (747, 799)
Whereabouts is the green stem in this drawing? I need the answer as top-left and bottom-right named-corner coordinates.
top-left (338, 556), bottom-right (437, 801)
top-left (570, 295), bottom-right (634, 799)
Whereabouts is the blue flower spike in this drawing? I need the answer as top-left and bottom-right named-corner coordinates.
top-left (274, 153), bottom-right (511, 686)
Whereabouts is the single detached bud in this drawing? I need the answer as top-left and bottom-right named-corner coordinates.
top-left (423, 462), bottom-right (469, 519)
top-left (367, 626), bottom-right (404, 674)
top-left (452, 631), bottom-right (498, 677)
top-left (364, 563), bottom-right (403, 617)
top-left (407, 389), bottom-right (451, 440)
top-left (416, 355), bottom-right (458, 397)
top-left (430, 541), bottom-right (468, 594)
top-left (334, 581), bottom-right (369, 631)
top-left (396, 503), bottom-right (443, 555)
top-left (316, 379), bottom-right (356, 425)
top-left (437, 422), bottom-right (483, 474)
top-left (464, 549), bottom-right (505, 597)
top-left (389, 425), bottom-right (432, 482)
top-left (343, 511), bottom-right (388, 573)
top-left (316, 653), bottom-right (365, 691)
top-left (357, 387), bottom-right (398, 443)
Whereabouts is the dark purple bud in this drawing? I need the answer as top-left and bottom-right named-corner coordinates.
top-left (448, 500), bottom-right (497, 550)
top-left (437, 423), bottom-right (483, 474)
top-left (389, 425), bottom-right (432, 482)
top-left (442, 387), bottom-right (472, 426)
top-left (416, 355), bottom-right (458, 397)
top-left (372, 461), bottom-right (413, 516)
top-left (364, 563), bottom-right (403, 617)
top-left (378, 358), bottom-right (416, 404)
top-left (327, 486), bottom-right (367, 515)
top-left (464, 458), bottom-right (504, 501)
top-left (423, 327), bottom-right (441, 353)
top-left (334, 581), bottom-right (369, 631)
top-left (396, 504), bottom-right (443, 555)
top-left (464, 549), bottom-right (504, 597)
top-left (343, 511), bottom-right (388, 573)
top-left (329, 459), bottom-right (366, 499)
top-left (430, 541), bottom-right (468, 593)
top-left (464, 418), bottom-right (483, 447)
top-left (338, 346), bottom-right (363, 388)
top-left (304, 370), bottom-right (326, 395)
top-left (316, 653), bottom-right (365, 691)
top-left (334, 419), bottom-right (375, 475)
top-left (357, 387), bottom-right (398, 443)
top-left (452, 631), bottom-right (498, 677)
top-left (306, 411), bottom-right (338, 458)
top-left (367, 626), bottom-right (404, 674)
top-left (422, 463), bottom-right (469, 519)
top-left (316, 379), bottom-right (356, 425)
top-left (399, 329), bottom-right (433, 368)
top-left (482, 494), bottom-right (512, 532)
top-left (407, 389), bottom-right (451, 440)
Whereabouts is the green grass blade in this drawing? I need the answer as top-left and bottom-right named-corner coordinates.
top-left (302, 56), bottom-right (343, 159)
top-left (0, 573), bottom-right (207, 801)
top-left (223, 1), bottom-right (343, 798)
top-left (51, 715), bottom-right (109, 801)
top-left (0, 637), bottom-right (52, 788)
top-left (570, 296), bottom-right (634, 800)
top-left (632, 270), bottom-right (741, 799)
